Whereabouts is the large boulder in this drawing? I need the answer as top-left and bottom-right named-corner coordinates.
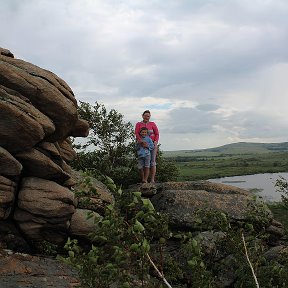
top-left (0, 176), bottom-right (17, 220)
top-left (129, 181), bottom-right (273, 230)
top-left (15, 148), bottom-right (70, 184)
top-left (57, 138), bottom-right (77, 163)
top-left (0, 87), bottom-right (55, 152)
top-left (0, 147), bottom-right (22, 176)
top-left (17, 177), bottom-right (76, 218)
top-left (0, 48), bottom-right (99, 249)
top-left (71, 170), bottom-right (114, 214)
top-left (0, 248), bottom-right (80, 288)
top-left (69, 208), bottom-right (101, 239)
top-left (152, 188), bottom-right (252, 227)
top-left (0, 54), bottom-right (78, 141)
top-left (14, 177), bottom-right (76, 243)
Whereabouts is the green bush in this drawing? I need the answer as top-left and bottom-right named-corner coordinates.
top-left (275, 176), bottom-right (288, 209)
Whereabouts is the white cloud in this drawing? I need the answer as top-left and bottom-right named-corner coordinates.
top-left (1, 0), bottom-right (288, 150)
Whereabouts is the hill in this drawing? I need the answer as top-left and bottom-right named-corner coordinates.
top-left (163, 142), bottom-right (288, 158)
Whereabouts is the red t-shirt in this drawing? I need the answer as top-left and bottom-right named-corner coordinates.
top-left (135, 121), bottom-right (159, 143)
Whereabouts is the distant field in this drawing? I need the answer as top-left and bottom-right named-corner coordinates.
top-left (163, 150), bottom-right (222, 158)
top-left (163, 141), bottom-right (288, 158)
top-left (268, 204), bottom-right (288, 231)
top-left (163, 142), bottom-right (288, 181)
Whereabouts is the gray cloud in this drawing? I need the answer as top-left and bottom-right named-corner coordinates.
top-left (1, 0), bottom-right (288, 149)
top-left (196, 104), bottom-right (220, 111)
top-left (223, 111), bottom-right (288, 139)
top-left (161, 106), bottom-right (288, 146)
top-left (163, 107), bottom-right (221, 134)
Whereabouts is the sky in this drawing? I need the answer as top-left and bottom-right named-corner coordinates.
top-left (1, 0), bottom-right (288, 151)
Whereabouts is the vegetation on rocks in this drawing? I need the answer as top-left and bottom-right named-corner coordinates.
top-left (58, 177), bottom-right (288, 288)
top-left (268, 177), bottom-right (288, 231)
top-left (60, 178), bottom-right (174, 288)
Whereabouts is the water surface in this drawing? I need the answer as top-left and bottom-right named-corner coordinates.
top-left (209, 172), bottom-right (288, 202)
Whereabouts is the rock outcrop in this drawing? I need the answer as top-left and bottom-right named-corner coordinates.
top-left (126, 182), bottom-right (287, 287)
top-left (0, 47), bottom-right (114, 249)
top-left (0, 248), bottom-right (80, 288)
top-left (128, 181), bottom-right (273, 230)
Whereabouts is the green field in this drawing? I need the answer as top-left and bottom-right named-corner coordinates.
top-left (268, 203), bottom-right (288, 231)
top-left (163, 142), bottom-right (288, 181)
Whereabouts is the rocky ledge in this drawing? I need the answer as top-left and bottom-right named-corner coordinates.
top-left (0, 248), bottom-right (79, 288)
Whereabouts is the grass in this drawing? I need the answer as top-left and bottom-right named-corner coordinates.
top-left (167, 152), bottom-right (288, 181)
top-left (268, 203), bottom-right (288, 231)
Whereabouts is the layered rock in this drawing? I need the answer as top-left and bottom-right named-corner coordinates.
top-left (0, 248), bottom-right (80, 287)
top-left (69, 209), bottom-right (101, 239)
top-left (0, 88), bottom-right (55, 152)
top-left (151, 181), bottom-right (272, 229)
top-left (0, 147), bottom-right (22, 176)
top-left (0, 176), bottom-right (17, 220)
top-left (0, 47), bottom-right (115, 248)
top-left (15, 148), bottom-right (71, 184)
top-left (0, 54), bottom-right (77, 142)
top-left (128, 181), bottom-right (274, 230)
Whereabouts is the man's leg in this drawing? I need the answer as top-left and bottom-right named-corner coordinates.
top-left (143, 167), bottom-right (150, 183)
top-left (139, 168), bottom-right (145, 182)
top-left (138, 158), bottom-right (145, 183)
top-left (143, 154), bottom-right (151, 183)
top-left (150, 166), bottom-right (156, 183)
top-left (150, 145), bottom-right (157, 183)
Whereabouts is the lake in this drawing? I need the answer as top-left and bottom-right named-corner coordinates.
top-left (209, 172), bottom-right (288, 202)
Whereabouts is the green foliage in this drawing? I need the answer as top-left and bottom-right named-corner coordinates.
top-left (193, 208), bottom-right (230, 232)
top-left (71, 101), bottom-right (137, 186)
top-left (34, 240), bottom-right (58, 256)
top-left (257, 250), bottom-right (288, 288)
top-left (60, 178), bottom-right (218, 287)
top-left (59, 176), bottom-right (288, 287)
top-left (73, 173), bottom-right (100, 198)
top-left (60, 178), bottom-right (170, 287)
top-left (176, 233), bottom-right (215, 287)
top-left (219, 230), bottom-right (265, 287)
top-left (275, 176), bottom-right (288, 208)
top-left (268, 203), bottom-right (288, 231)
top-left (245, 199), bottom-right (272, 232)
top-left (219, 228), bottom-right (288, 288)
top-left (156, 148), bottom-right (179, 182)
top-left (71, 101), bottom-right (179, 186)
top-left (77, 101), bottom-right (135, 152)
top-left (177, 206), bottom-right (288, 288)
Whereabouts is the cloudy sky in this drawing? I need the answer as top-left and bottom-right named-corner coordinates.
top-left (1, 0), bottom-right (288, 150)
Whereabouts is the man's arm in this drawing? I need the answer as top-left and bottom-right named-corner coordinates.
top-left (135, 122), bottom-right (142, 142)
top-left (148, 138), bottom-right (154, 150)
top-left (152, 122), bottom-right (159, 143)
